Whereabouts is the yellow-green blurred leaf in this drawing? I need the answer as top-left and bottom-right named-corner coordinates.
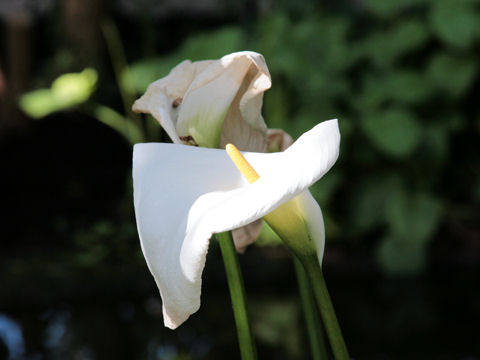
top-left (93, 105), bottom-right (144, 145)
top-left (19, 68), bottom-right (97, 118)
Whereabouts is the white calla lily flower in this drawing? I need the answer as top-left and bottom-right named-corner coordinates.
top-left (132, 51), bottom-right (271, 151)
top-left (133, 119), bottom-right (340, 329)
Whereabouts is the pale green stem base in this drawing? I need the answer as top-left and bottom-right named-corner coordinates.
top-left (217, 232), bottom-right (257, 360)
top-left (302, 256), bottom-right (350, 360)
top-left (294, 257), bottom-right (328, 360)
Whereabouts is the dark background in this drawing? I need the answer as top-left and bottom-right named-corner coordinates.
top-left (0, 0), bottom-right (479, 359)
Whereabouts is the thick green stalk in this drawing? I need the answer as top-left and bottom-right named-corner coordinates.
top-left (217, 232), bottom-right (257, 360)
top-left (302, 256), bottom-right (350, 360)
top-left (294, 257), bottom-right (328, 360)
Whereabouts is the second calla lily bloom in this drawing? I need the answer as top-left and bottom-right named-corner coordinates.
top-left (132, 51), bottom-right (271, 151)
top-left (133, 119), bottom-right (340, 329)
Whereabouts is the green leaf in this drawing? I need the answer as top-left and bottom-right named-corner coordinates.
top-left (385, 70), bottom-right (433, 104)
top-left (377, 235), bottom-right (427, 275)
top-left (93, 105), bottom-right (144, 145)
top-left (350, 173), bottom-right (402, 233)
top-left (361, 108), bottom-right (422, 158)
top-left (19, 68), bottom-right (97, 118)
top-left (264, 83), bottom-right (289, 129)
top-left (251, 299), bottom-right (300, 357)
top-left (256, 14), bottom-right (290, 69)
top-left (364, 0), bottom-right (428, 18)
top-left (125, 27), bottom-right (245, 93)
top-left (422, 125), bottom-right (449, 164)
top-left (377, 181), bottom-right (443, 275)
top-left (427, 53), bottom-right (477, 97)
top-left (310, 171), bottom-right (343, 205)
top-left (126, 57), bottom-right (183, 93)
top-left (180, 27), bottom-right (245, 61)
top-left (19, 89), bottom-right (58, 119)
top-left (430, 0), bottom-right (480, 48)
top-left (51, 68), bottom-right (97, 104)
top-left (386, 190), bottom-right (443, 244)
top-left (359, 19), bottom-right (429, 67)
top-left (353, 74), bottom-right (388, 112)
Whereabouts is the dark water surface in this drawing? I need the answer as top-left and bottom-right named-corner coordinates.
top-left (1, 249), bottom-right (479, 360)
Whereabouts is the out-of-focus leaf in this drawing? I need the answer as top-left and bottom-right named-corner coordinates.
top-left (386, 190), bottom-right (443, 244)
top-left (385, 70), bottom-right (433, 103)
top-left (446, 114), bottom-right (465, 133)
top-left (355, 70), bottom-right (433, 111)
top-left (350, 173), bottom-right (402, 233)
top-left (307, 18), bottom-right (353, 72)
top-left (338, 117), bottom-right (354, 139)
top-left (251, 299), bottom-right (300, 357)
top-left (180, 27), bottom-right (245, 61)
top-left (51, 69), bottom-right (97, 104)
top-left (126, 57), bottom-right (183, 93)
top-left (125, 27), bottom-right (245, 93)
top-left (361, 108), bottom-right (422, 158)
top-left (359, 19), bottom-right (429, 67)
top-left (19, 89), bottom-right (57, 119)
top-left (310, 171), bottom-right (343, 205)
top-left (377, 235), bottom-right (427, 275)
top-left (430, 0), bottom-right (480, 48)
top-left (364, 0), bottom-right (428, 18)
top-left (324, 213), bottom-right (340, 239)
top-left (427, 53), bottom-right (477, 97)
top-left (354, 74), bottom-right (388, 112)
top-left (93, 105), bottom-right (144, 145)
top-left (264, 83), bottom-right (289, 129)
top-left (256, 14), bottom-right (291, 72)
top-left (422, 125), bottom-right (449, 164)
top-left (20, 68), bottom-right (97, 118)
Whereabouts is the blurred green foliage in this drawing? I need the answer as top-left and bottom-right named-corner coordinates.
top-left (19, 69), bottom-right (97, 118)
top-left (18, 0), bottom-right (479, 276)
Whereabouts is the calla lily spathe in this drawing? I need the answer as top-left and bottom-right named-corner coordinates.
top-left (132, 51), bottom-right (271, 151)
top-left (133, 119), bottom-right (340, 329)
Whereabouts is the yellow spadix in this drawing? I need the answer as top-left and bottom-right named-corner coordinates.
top-left (225, 143), bottom-right (319, 261)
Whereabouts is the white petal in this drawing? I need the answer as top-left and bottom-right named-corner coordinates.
top-left (176, 53), bottom-right (252, 147)
top-left (133, 119), bottom-right (340, 328)
top-left (220, 52), bottom-right (271, 152)
top-left (132, 60), bottom-right (213, 143)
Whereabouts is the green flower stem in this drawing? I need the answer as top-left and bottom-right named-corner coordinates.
top-left (294, 257), bottom-right (328, 360)
top-left (302, 255), bottom-right (350, 360)
top-left (217, 231), bottom-right (257, 360)
top-left (101, 18), bottom-right (140, 123)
